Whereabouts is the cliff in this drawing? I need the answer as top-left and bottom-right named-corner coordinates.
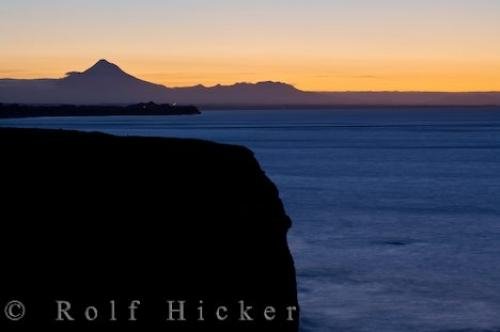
top-left (0, 128), bottom-right (299, 332)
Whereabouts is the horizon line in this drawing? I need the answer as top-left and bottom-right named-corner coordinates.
top-left (1, 59), bottom-right (499, 94)
top-left (1, 76), bottom-right (499, 94)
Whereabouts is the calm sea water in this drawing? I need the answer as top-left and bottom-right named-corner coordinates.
top-left (2, 108), bottom-right (500, 332)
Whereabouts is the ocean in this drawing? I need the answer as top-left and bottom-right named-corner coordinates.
top-left (1, 107), bottom-right (500, 332)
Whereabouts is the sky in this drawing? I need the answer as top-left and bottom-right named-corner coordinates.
top-left (1, 0), bottom-right (500, 91)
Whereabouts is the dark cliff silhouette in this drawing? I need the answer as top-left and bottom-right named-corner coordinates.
top-left (0, 128), bottom-right (299, 332)
top-left (1, 59), bottom-right (499, 106)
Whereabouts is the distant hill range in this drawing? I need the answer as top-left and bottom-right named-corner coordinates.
top-left (1, 59), bottom-right (499, 106)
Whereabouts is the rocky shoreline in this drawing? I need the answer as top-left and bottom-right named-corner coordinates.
top-left (0, 102), bottom-right (200, 118)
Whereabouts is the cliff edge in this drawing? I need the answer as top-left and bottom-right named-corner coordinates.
top-left (0, 127), bottom-right (299, 332)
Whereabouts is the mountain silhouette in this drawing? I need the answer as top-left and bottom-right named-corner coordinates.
top-left (63, 59), bottom-right (161, 87)
top-left (78, 59), bottom-right (127, 76)
top-left (55, 59), bottom-right (167, 104)
top-left (1, 59), bottom-right (499, 106)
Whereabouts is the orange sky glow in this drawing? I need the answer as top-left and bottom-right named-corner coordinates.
top-left (1, 0), bottom-right (499, 91)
